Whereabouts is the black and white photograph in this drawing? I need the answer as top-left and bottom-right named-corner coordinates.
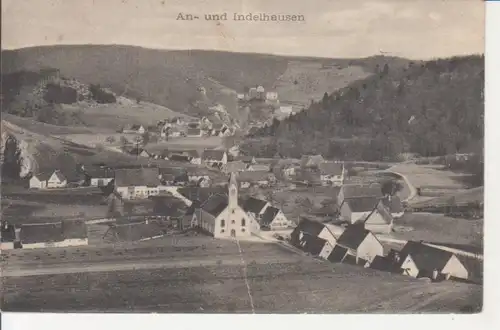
top-left (1, 0), bottom-right (486, 315)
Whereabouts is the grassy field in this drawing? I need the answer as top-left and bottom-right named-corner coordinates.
top-left (392, 213), bottom-right (483, 253)
top-left (1, 236), bottom-right (481, 313)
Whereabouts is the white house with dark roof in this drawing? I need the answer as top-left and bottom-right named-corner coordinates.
top-left (290, 218), bottom-right (338, 258)
top-left (363, 202), bottom-right (394, 234)
top-left (242, 197), bottom-right (270, 222)
top-left (260, 206), bottom-right (291, 230)
top-left (392, 241), bottom-right (469, 281)
top-left (330, 224), bottom-right (384, 263)
top-left (191, 173), bottom-right (260, 238)
top-left (29, 170), bottom-right (68, 189)
top-left (339, 196), bottom-right (381, 223)
top-left (319, 162), bottom-right (345, 186)
top-left (115, 167), bottom-right (162, 199)
top-left (202, 150), bottom-right (228, 167)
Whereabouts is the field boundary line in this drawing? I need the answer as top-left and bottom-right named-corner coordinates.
top-left (235, 238), bottom-right (256, 313)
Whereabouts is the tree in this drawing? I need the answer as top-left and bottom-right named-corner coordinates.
top-left (141, 132), bottom-right (150, 146)
top-left (119, 136), bottom-right (129, 147)
top-left (1, 135), bottom-right (22, 180)
top-left (382, 63), bottom-right (389, 75)
top-left (381, 179), bottom-right (403, 196)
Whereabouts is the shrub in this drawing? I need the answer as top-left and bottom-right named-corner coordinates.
top-left (89, 84), bottom-right (116, 104)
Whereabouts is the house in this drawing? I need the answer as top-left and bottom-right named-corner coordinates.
top-left (265, 91), bottom-right (279, 102)
top-left (256, 85), bottom-right (266, 99)
top-left (30, 170), bottom-right (68, 189)
top-left (123, 124), bottom-right (146, 134)
top-left (219, 125), bottom-right (233, 137)
top-left (190, 173), bottom-right (260, 238)
top-left (139, 149), bottom-right (151, 158)
top-left (84, 167), bottom-right (115, 187)
top-left (187, 168), bottom-right (212, 185)
top-left (363, 202), bottom-right (394, 234)
top-left (298, 234), bottom-right (334, 259)
top-left (339, 196), bottom-right (381, 223)
top-left (187, 128), bottom-right (203, 137)
top-left (381, 195), bottom-right (405, 218)
top-left (186, 150), bottom-right (202, 165)
top-left (248, 87), bottom-right (259, 99)
top-left (237, 171), bottom-right (275, 188)
top-left (115, 167), bottom-right (161, 199)
top-left (278, 106), bottom-right (293, 115)
top-left (20, 220), bottom-right (88, 249)
top-left (1, 222), bottom-right (17, 250)
top-left (393, 241), bottom-right (469, 281)
top-left (333, 224), bottom-right (384, 263)
top-left (246, 164), bottom-right (271, 172)
top-left (202, 150), bottom-right (228, 167)
top-left (260, 206), bottom-right (291, 230)
top-left (242, 197), bottom-right (271, 222)
top-left (290, 218), bottom-right (337, 249)
top-left (300, 155), bottom-right (325, 168)
top-left (237, 93), bottom-right (245, 100)
top-left (337, 183), bottom-right (383, 206)
top-left (318, 162), bottom-right (345, 186)
top-left (224, 160), bottom-right (247, 174)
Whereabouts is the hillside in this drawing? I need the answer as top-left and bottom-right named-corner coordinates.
top-left (1, 45), bottom-right (410, 125)
top-left (244, 55), bottom-right (484, 160)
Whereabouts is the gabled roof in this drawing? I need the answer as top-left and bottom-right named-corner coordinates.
top-left (318, 162), bottom-right (343, 176)
top-left (370, 203), bottom-right (393, 224)
top-left (114, 167), bottom-right (160, 187)
top-left (238, 171), bottom-right (273, 182)
top-left (328, 245), bottom-right (349, 262)
top-left (200, 194), bottom-right (228, 217)
top-left (296, 217), bottom-right (325, 237)
top-left (49, 170), bottom-right (68, 183)
top-left (381, 196), bottom-right (404, 213)
top-left (340, 183), bottom-right (383, 199)
top-left (20, 223), bottom-right (63, 244)
top-left (369, 255), bottom-right (399, 272)
top-left (61, 220), bottom-right (87, 239)
top-left (225, 161), bottom-right (247, 173)
top-left (32, 172), bottom-right (52, 181)
top-left (344, 196), bottom-right (380, 213)
top-left (336, 224), bottom-right (371, 250)
top-left (85, 167), bottom-right (115, 178)
top-left (260, 206), bottom-right (281, 226)
top-left (398, 241), bottom-right (455, 272)
top-left (303, 235), bottom-right (327, 256)
top-left (202, 149), bottom-right (226, 161)
top-left (242, 197), bottom-right (268, 214)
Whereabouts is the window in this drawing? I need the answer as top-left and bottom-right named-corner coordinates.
top-left (241, 218), bottom-right (246, 226)
top-left (221, 229), bottom-right (225, 233)
top-left (231, 220), bottom-right (235, 224)
top-left (232, 209), bottom-right (235, 214)
top-left (242, 228), bottom-right (246, 232)
top-left (221, 219), bottom-right (225, 227)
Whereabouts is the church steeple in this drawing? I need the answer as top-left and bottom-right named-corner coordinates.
top-left (228, 172), bottom-right (238, 208)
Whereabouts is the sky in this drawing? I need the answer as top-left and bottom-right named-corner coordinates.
top-left (1, 0), bottom-right (484, 59)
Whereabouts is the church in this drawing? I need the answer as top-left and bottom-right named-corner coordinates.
top-left (190, 172), bottom-right (260, 239)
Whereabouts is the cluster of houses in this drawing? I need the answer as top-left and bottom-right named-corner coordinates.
top-left (121, 117), bottom-right (236, 139)
top-left (290, 217), bottom-right (470, 283)
top-left (237, 85), bottom-right (279, 104)
top-left (1, 220), bottom-right (88, 250)
top-left (187, 172), bottom-right (292, 238)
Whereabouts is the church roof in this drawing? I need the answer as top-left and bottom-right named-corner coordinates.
top-left (200, 194), bottom-right (228, 217)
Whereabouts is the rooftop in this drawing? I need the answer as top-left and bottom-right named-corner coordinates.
top-left (336, 224), bottom-right (371, 250)
top-left (242, 197), bottom-right (268, 214)
top-left (260, 206), bottom-right (280, 226)
top-left (344, 196), bottom-right (380, 213)
top-left (341, 183), bottom-right (383, 199)
top-left (115, 167), bottom-right (160, 187)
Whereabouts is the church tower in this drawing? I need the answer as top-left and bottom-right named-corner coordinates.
top-left (228, 172), bottom-right (238, 210)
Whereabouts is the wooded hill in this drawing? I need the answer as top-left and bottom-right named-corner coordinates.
top-left (244, 55), bottom-right (484, 161)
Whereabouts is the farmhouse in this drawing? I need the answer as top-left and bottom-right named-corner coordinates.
top-left (381, 195), bottom-right (405, 218)
top-left (20, 220), bottom-right (88, 249)
top-left (260, 206), bottom-right (291, 230)
top-left (85, 167), bottom-right (115, 187)
top-left (331, 224), bottom-right (384, 263)
top-left (29, 170), bottom-right (68, 189)
top-left (339, 196), bottom-right (380, 223)
top-left (238, 171), bottom-right (275, 188)
top-left (319, 162), bottom-right (345, 186)
top-left (115, 167), bottom-right (161, 199)
top-left (291, 218), bottom-right (338, 249)
top-left (202, 150), bottom-right (228, 167)
top-left (300, 155), bottom-right (325, 168)
top-left (391, 241), bottom-right (469, 281)
top-left (224, 160), bottom-right (247, 173)
top-left (191, 173), bottom-right (260, 238)
top-left (242, 197), bottom-right (270, 221)
top-left (337, 183), bottom-right (383, 206)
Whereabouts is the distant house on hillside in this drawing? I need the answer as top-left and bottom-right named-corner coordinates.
top-left (202, 150), bottom-right (228, 167)
top-left (122, 124), bottom-right (146, 134)
top-left (300, 155), bottom-right (325, 168)
top-left (84, 167), bottom-right (115, 187)
top-left (114, 167), bottom-right (161, 199)
top-left (20, 220), bottom-right (88, 249)
top-left (29, 170), bottom-right (68, 189)
top-left (190, 173), bottom-right (260, 238)
top-left (337, 183), bottom-right (383, 206)
top-left (319, 162), bottom-right (345, 186)
top-left (330, 224), bottom-right (384, 264)
top-left (391, 241), bottom-right (469, 281)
